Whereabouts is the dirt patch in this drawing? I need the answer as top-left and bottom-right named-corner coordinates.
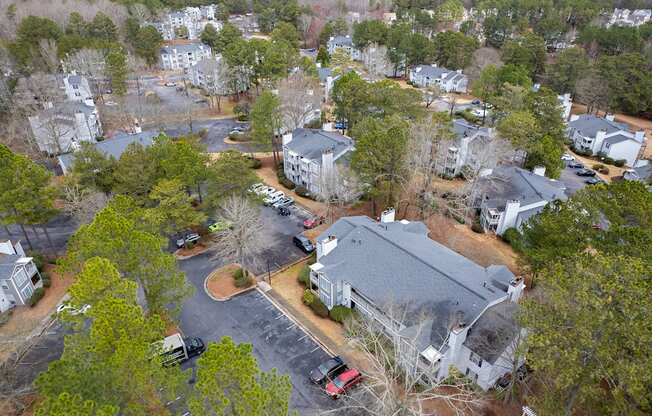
top-left (425, 213), bottom-right (521, 274)
top-left (174, 242), bottom-right (208, 259)
top-left (206, 264), bottom-right (254, 300)
top-left (0, 264), bottom-right (73, 361)
top-left (271, 262), bottom-right (345, 347)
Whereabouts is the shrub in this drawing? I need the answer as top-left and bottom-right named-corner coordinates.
top-left (310, 297), bottom-right (330, 318)
top-left (298, 265), bottom-right (310, 286)
top-left (41, 273), bottom-right (51, 288)
top-left (279, 176), bottom-right (296, 190)
top-left (604, 157), bottom-right (615, 165)
top-left (471, 220), bottom-right (484, 234)
top-left (30, 253), bottom-right (45, 271)
top-left (501, 228), bottom-right (522, 251)
top-left (0, 309), bottom-right (12, 327)
top-left (302, 289), bottom-right (315, 305)
top-left (307, 251), bottom-right (316, 265)
top-left (599, 166), bottom-right (610, 174)
top-left (614, 159), bottom-right (626, 167)
top-left (592, 163), bottom-right (604, 170)
top-left (597, 151), bottom-right (607, 159)
top-left (295, 185), bottom-right (311, 198)
top-left (233, 268), bottom-right (252, 288)
top-left (29, 288), bottom-right (45, 307)
top-left (198, 128), bottom-right (209, 139)
top-left (329, 305), bottom-right (352, 323)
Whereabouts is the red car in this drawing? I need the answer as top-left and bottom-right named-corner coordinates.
top-left (303, 216), bottom-right (325, 229)
top-left (325, 368), bottom-right (362, 399)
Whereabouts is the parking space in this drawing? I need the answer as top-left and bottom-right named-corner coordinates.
top-left (560, 161), bottom-right (589, 196)
top-left (178, 253), bottom-right (340, 414)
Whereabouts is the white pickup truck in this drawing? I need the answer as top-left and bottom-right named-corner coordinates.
top-left (154, 333), bottom-right (205, 367)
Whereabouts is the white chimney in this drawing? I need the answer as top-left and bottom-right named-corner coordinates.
top-left (380, 208), bottom-right (395, 223)
top-left (605, 113), bottom-right (615, 122)
top-left (134, 124), bottom-right (142, 134)
top-left (570, 114), bottom-right (580, 122)
top-left (317, 235), bottom-right (338, 259)
top-left (282, 132), bottom-right (293, 146)
top-left (635, 130), bottom-right (645, 141)
top-left (532, 166), bottom-right (546, 176)
top-left (508, 277), bottom-right (526, 302)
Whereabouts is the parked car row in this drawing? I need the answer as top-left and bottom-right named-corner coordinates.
top-left (249, 183), bottom-right (296, 210)
top-left (309, 356), bottom-right (363, 399)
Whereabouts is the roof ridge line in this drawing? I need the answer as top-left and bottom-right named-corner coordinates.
top-left (356, 221), bottom-right (490, 301)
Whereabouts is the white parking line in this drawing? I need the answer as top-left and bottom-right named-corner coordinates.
top-left (274, 314), bottom-right (284, 320)
top-left (297, 334), bottom-right (308, 342)
top-left (310, 346), bottom-right (320, 353)
top-left (286, 323), bottom-right (296, 330)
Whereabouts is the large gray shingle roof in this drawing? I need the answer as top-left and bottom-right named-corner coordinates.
top-left (329, 35), bottom-right (353, 46)
top-left (161, 42), bottom-right (209, 55)
top-left (453, 119), bottom-right (491, 141)
top-left (58, 130), bottom-right (159, 173)
top-left (480, 166), bottom-right (567, 210)
top-left (285, 129), bottom-right (353, 164)
top-left (414, 64), bottom-right (449, 79)
top-left (463, 300), bottom-right (519, 364)
top-left (316, 216), bottom-right (515, 347)
top-left (0, 254), bottom-right (19, 280)
top-left (569, 114), bottom-right (629, 137)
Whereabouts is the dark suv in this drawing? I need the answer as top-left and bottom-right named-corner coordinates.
top-left (293, 234), bottom-right (315, 253)
top-left (310, 356), bottom-right (347, 384)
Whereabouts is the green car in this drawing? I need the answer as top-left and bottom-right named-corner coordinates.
top-left (208, 220), bottom-right (232, 233)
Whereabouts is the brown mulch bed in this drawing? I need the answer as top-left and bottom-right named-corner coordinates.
top-left (174, 243), bottom-right (208, 258)
top-left (206, 264), bottom-right (254, 300)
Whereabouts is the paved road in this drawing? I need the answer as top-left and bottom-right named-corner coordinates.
top-left (163, 119), bottom-right (256, 153)
top-left (179, 254), bottom-right (338, 415)
top-left (0, 215), bottom-right (77, 255)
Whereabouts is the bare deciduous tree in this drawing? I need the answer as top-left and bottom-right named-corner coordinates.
top-left (211, 196), bottom-right (268, 274)
top-left (61, 181), bottom-right (109, 224)
top-left (315, 165), bottom-right (362, 224)
top-left (575, 73), bottom-right (609, 114)
top-left (465, 47), bottom-right (503, 84)
top-left (64, 48), bottom-right (109, 103)
top-left (423, 84), bottom-right (441, 109)
top-left (39, 38), bottom-right (60, 74)
top-left (405, 115), bottom-right (455, 218)
top-left (278, 69), bottom-right (323, 132)
top-left (324, 311), bottom-right (484, 416)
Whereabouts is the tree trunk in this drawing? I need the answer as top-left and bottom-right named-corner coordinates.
top-left (42, 225), bottom-right (54, 252)
top-left (564, 384), bottom-right (581, 416)
top-left (30, 225), bottom-right (40, 240)
top-left (196, 183), bottom-right (203, 203)
top-left (19, 223), bottom-right (33, 251)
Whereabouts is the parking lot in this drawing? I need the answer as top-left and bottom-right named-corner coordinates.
top-left (178, 255), bottom-right (339, 414)
top-left (560, 160), bottom-right (590, 196)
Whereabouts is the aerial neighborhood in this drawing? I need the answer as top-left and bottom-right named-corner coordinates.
top-left (0, 1), bottom-right (650, 416)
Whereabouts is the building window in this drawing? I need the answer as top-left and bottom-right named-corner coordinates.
top-left (14, 269), bottom-right (27, 286)
top-left (469, 352), bottom-right (483, 368)
top-left (21, 285), bottom-right (33, 300)
top-left (465, 367), bottom-right (479, 382)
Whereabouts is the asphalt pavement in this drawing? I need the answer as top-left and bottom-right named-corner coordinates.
top-left (178, 253), bottom-right (339, 415)
top-left (559, 160), bottom-right (590, 196)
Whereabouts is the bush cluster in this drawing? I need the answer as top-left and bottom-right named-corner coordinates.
top-left (295, 186), bottom-right (311, 198)
top-left (501, 228), bottom-right (522, 251)
top-left (471, 220), bottom-right (484, 234)
top-left (297, 265), bottom-right (310, 287)
top-left (302, 289), bottom-right (329, 318)
top-left (614, 159), bottom-right (626, 167)
top-left (276, 169), bottom-right (296, 190)
top-left (232, 268), bottom-right (253, 288)
top-left (329, 305), bottom-right (352, 323)
top-left (29, 287), bottom-right (45, 307)
top-left (41, 273), bottom-right (51, 288)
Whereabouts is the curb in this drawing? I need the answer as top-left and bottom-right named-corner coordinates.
top-left (174, 246), bottom-right (209, 260)
top-left (256, 287), bottom-right (337, 358)
top-left (203, 268), bottom-right (256, 302)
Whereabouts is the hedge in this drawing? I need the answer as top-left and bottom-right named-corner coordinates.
top-left (295, 185), bottom-right (311, 198)
top-left (309, 297), bottom-right (329, 318)
top-left (501, 228), bottom-right (522, 251)
top-left (248, 158), bottom-right (262, 169)
top-left (302, 289), bottom-right (315, 305)
top-left (29, 288), bottom-right (45, 307)
top-left (41, 273), bottom-right (51, 288)
top-left (298, 265), bottom-right (310, 287)
top-left (277, 170), bottom-right (296, 190)
top-left (471, 220), bottom-right (484, 234)
top-left (329, 305), bottom-right (352, 323)
top-left (614, 159), bottom-right (626, 167)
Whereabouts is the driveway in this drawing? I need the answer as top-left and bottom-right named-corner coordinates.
top-left (179, 254), bottom-right (339, 414)
top-left (163, 119), bottom-right (256, 153)
top-left (0, 215), bottom-right (77, 255)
